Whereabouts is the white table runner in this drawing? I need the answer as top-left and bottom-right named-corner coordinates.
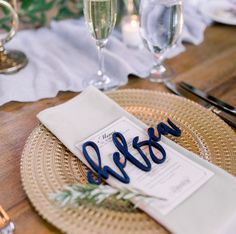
top-left (0, 1), bottom-right (211, 106)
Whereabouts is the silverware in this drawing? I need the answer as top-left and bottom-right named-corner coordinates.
top-left (165, 81), bottom-right (236, 128)
top-left (0, 206), bottom-right (14, 234)
top-left (179, 81), bottom-right (236, 116)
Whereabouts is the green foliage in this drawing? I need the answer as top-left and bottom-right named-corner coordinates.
top-left (50, 183), bottom-right (159, 209)
top-left (0, 0), bottom-right (85, 29)
top-left (0, 0), bottom-right (134, 30)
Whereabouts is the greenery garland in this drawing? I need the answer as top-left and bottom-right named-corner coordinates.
top-left (50, 183), bottom-right (166, 209)
top-left (0, 0), bottom-right (139, 30)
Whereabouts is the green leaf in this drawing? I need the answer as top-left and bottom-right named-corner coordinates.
top-left (21, 0), bottom-right (33, 10)
top-left (54, 6), bottom-right (74, 20)
top-left (2, 5), bottom-right (10, 15)
top-left (1, 24), bottom-right (11, 31)
top-left (0, 16), bottom-right (12, 24)
top-left (39, 13), bottom-right (47, 25)
top-left (28, 1), bottom-right (55, 13)
top-left (42, 1), bottom-right (55, 11)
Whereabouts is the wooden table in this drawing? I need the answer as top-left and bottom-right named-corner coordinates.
top-left (0, 24), bottom-right (236, 234)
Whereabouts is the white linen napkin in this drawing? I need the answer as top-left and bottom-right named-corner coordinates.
top-left (38, 87), bottom-right (236, 234)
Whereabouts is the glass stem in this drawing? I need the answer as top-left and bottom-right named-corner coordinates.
top-left (152, 53), bottom-right (166, 74)
top-left (154, 53), bottom-right (164, 66)
top-left (96, 40), bottom-right (106, 81)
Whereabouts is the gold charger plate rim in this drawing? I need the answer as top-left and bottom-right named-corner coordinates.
top-left (21, 89), bottom-right (236, 234)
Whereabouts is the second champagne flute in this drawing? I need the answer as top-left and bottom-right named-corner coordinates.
top-left (83, 0), bottom-right (118, 90)
top-left (139, 0), bottom-right (183, 83)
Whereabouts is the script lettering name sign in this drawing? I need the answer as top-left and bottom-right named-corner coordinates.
top-left (82, 119), bottom-right (181, 185)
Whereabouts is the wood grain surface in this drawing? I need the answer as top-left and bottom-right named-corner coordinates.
top-left (0, 24), bottom-right (236, 234)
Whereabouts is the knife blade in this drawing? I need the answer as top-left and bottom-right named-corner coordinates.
top-left (180, 82), bottom-right (236, 116)
top-left (165, 81), bottom-right (236, 128)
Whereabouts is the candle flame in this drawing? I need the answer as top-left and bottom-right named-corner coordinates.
top-left (131, 19), bottom-right (138, 27)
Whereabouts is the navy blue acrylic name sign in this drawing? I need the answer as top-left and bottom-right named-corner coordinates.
top-left (82, 119), bottom-right (181, 185)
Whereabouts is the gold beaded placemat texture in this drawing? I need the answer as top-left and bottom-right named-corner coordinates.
top-left (21, 89), bottom-right (236, 234)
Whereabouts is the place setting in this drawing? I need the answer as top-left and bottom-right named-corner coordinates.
top-left (21, 87), bottom-right (236, 234)
top-left (0, 0), bottom-right (236, 234)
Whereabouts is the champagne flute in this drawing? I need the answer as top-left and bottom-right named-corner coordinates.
top-left (83, 0), bottom-right (118, 90)
top-left (139, 0), bottom-right (183, 83)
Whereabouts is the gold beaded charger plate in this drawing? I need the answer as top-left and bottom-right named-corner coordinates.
top-left (21, 89), bottom-right (236, 234)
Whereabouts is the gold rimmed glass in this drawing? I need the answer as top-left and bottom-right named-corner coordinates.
top-left (0, 0), bottom-right (28, 74)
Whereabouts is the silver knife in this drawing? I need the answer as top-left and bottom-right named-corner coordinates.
top-left (180, 81), bottom-right (236, 116)
top-left (165, 81), bottom-right (236, 128)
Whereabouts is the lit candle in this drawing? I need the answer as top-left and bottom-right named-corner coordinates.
top-left (121, 15), bottom-right (143, 49)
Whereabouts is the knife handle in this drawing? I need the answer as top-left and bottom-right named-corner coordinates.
top-left (213, 108), bottom-right (236, 128)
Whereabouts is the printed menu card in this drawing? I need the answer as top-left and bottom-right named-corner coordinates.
top-left (76, 116), bottom-right (214, 215)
